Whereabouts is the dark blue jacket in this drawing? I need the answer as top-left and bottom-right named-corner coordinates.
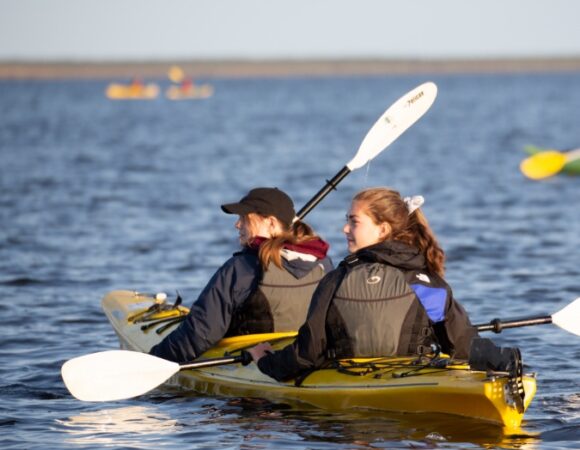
top-left (150, 247), bottom-right (333, 362)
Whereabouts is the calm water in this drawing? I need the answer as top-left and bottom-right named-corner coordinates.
top-left (1, 73), bottom-right (579, 449)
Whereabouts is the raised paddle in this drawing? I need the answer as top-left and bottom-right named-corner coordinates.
top-left (296, 81), bottom-right (437, 219)
top-left (167, 65), bottom-right (185, 83)
top-left (62, 297), bottom-right (580, 402)
top-left (520, 148), bottom-right (580, 180)
top-left (475, 296), bottom-right (580, 336)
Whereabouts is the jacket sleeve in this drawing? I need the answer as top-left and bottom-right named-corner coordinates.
top-left (149, 254), bottom-right (260, 362)
top-left (257, 268), bottom-right (344, 381)
top-left (439, 292), bottom-right (479, 359)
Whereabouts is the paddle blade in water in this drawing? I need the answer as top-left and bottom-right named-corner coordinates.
top-left (346, 82), bottom-right (438, 171)
top-left (520, 150), bottom-right (567, 180)
top-left (552, 297), bottom-right (580, 337)
top-left (61, 350), bottom-right (179, 402)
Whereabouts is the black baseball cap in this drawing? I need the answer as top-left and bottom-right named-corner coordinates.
top-left (221, 187), bottom-right (295, 227)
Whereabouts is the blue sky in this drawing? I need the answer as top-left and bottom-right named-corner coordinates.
top-left (1, 0), bottom-right (580, 61)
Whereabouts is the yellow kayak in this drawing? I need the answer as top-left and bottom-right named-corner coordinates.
top-left (105, 83), bottom-right (159, 100)
top-left (102, 290), bottom-right (536, 429)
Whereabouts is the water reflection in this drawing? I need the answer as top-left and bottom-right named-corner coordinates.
top-left (207, 398), bottom-right (542, 449)
top-left (56, 405), bottom-right (178, 447)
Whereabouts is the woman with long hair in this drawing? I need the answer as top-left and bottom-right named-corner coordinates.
top-left (150, 187), bottom-right (333, 363)
top-left (249, 187), bottom-right (478, 381)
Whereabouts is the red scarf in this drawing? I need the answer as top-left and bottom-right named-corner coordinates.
top-left (249, 236), bottom-right (329, 260)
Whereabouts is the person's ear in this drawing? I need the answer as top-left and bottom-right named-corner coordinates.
top-left (268, 216), bottom-right (280, 233)
top-left (379, 222), bottom-right (391, 240)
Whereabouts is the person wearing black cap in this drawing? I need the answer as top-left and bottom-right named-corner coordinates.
top-left (149, 187), bottom-right (333, 363)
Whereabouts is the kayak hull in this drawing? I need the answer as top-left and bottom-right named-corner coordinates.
top-left (102, 290), bottom-right (536, 429)
top-left (166, 84), bottom-right (213, 100)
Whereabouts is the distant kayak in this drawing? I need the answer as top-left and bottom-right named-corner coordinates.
top-left (166, 83), bottom-right (213, 100)
top-left (102, 290), bottom-right (537, 429)
top-left (105, 82), bottom-right (159, 100)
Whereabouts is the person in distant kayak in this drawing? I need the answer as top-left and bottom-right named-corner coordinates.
top-left (179, 77), bottom-right (194, 93)
top-left (150, 187), bottom-right (333, 363)
top-left (248, 187), bottom-right (478, 381)
top-left (129, 77), bottom-right (144, 93)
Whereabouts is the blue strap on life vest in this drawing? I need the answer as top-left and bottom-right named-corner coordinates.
top-left (410, 284), bottom-right (446, 322)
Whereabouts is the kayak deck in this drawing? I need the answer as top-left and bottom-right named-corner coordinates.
top-left (102, 290), bottom-right (536, 429)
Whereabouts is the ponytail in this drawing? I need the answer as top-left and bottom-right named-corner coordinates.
top-left (404, 209), bottom-right (445, 277)
top-left (258, 219), bottom-right (318, 270)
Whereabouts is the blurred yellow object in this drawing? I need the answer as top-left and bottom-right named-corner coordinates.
top-left (519, 150), bottom-right (567, 180)
top-left (167, 65), bottom-right (185, 83)
top-left (105, 82), bottom-right (159, 100)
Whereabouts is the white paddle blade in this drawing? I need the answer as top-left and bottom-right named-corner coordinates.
top-left (347, 82), bottom-right (438, 171)
top-left (552, 297), bottom-right (580, 337)
top-left (61, 350), bottom-right (179, 402)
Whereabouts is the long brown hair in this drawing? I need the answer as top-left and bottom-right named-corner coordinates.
top-left (244, 214), bottom-right (320, 270)
top-left (353, 187), bottom-right (446, 276)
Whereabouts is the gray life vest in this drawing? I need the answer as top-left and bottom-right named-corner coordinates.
top-left (227, 260), bottom-right (327, 335)
top-left (329, 262), bottom-right (432, 357)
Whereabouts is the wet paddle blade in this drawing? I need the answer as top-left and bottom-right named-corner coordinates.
top-left (520, 150), bottom-right (567, 180)
top-left (552, 297), bottom-right (580, 336)
top-left (347, 82), bottom-right (438, 171)
top-left (61, 350), bottom-right (179, 402)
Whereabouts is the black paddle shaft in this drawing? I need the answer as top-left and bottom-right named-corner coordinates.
top-left (296, 166), bottom-right (351, 220)
top-left (179, 351), bottom-right (252, 371)
top-left (476, 315), bottom-right (553, 333)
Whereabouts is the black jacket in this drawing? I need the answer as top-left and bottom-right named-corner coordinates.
top-left (257, 241), bottom-right (478, 381)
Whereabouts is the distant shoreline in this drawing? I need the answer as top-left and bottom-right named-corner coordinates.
top-left (1, 58), bottom-right (580, 79)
